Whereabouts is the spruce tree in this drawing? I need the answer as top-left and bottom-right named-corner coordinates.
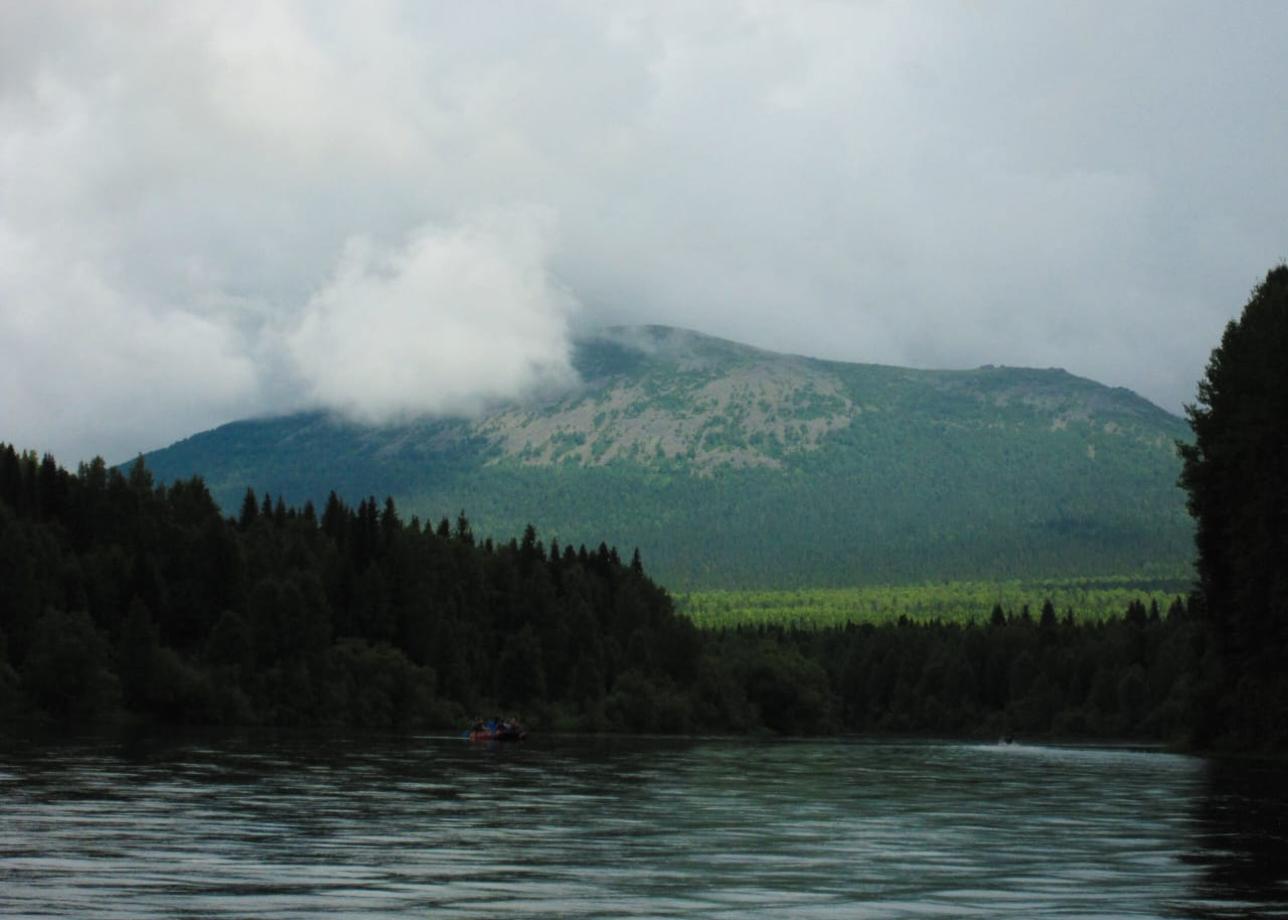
top-left (1179, 264), bottom-right (1288, 747)
top-left (238, 488), bottom-right (259, 529)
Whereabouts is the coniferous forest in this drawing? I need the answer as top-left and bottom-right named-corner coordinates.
top-left (1, 265), bottom-right (1283, 750)
top-left (0, 446), bottom-right (1204, 742)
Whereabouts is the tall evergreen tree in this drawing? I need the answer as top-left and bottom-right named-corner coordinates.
top-left (1179, 264), bottom-right (1288, 747)
top-left (238, 488), bottom-right (259, 530)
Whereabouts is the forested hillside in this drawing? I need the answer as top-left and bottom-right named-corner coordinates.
top-left (1, 445), bottom-right (1202, 741)
top-left (142, 326), bottom-right (1193, 588)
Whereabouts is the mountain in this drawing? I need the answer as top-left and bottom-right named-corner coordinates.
top-left (140, 325), bottom-right (1194, 589)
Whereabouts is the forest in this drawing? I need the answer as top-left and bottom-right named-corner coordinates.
top-left (680, 577), bottom-right (1189, 630)
top-left (0, 445), bottom-right (1205, 743)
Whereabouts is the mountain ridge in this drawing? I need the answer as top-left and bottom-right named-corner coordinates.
top-left (140, 325), bottom-right (1193, 589)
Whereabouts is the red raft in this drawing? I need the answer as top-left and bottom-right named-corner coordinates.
top-left (467, 721), bottom-right (527, 742)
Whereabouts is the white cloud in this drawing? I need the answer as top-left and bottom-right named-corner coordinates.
top-left (0, 1), bottom-right (1285, 461)
top-left (285, 211), bottom-right (577, 422)
top-left (0, 222), bottom-right (259, 463)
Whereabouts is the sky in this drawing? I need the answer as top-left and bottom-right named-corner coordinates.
top-left (2, 2), bottom-right (1285, 463)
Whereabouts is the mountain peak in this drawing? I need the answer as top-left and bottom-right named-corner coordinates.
top-left (140, 326), bottom-right (1192, 588)
top-left (572, 324), bottom-right (777, 380)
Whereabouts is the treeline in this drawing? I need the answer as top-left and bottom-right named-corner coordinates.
top-left (0, 445), bottom-right (699, 730)
top-left (0, 444), bottom-right (1206, 742)
top-left (705, 600), bottom-right (1200, 739)
top-left (682, 579), bottom-right (1189, 629)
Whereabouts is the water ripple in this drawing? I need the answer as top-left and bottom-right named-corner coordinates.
top-left (0, 735), bottom-right (1284, 918)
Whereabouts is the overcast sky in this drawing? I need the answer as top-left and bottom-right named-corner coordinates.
top-left (2, 2), bottom-right (1285, 463)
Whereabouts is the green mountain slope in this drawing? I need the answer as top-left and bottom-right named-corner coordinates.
top-left (141, 325), bottom-right (1194, 589)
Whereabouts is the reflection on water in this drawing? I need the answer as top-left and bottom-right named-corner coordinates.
top-left (1184, 757), bottom-right (1288, 919)
top-left (0, 733), bottom-right (1285, 918)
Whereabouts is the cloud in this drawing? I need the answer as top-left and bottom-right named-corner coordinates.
top-left (285, 211), bottom-right (577, 422)
top-left (1, 1), bottom-right (1285, 461)
top-left (0, 222), bottom-right (259, 464)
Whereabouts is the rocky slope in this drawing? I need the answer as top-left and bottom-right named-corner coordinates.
top-left (142, 325), bottom-right (1193, 588)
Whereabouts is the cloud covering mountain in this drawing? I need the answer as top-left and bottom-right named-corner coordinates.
top-left (2, 2), bottom-right (1285, 461)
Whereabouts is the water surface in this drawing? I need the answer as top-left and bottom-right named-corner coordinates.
top-left (1, 734), bottom-right (1285, 918)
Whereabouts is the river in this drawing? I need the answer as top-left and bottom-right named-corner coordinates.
top-left (1, 733), bottom-right (1285, 917)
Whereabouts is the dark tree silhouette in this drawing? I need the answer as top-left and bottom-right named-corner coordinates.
top-left (238, 488), bottom-right (259, 530)
top-left (1179, 264), bottom-right (1288, 748)
top-left (0, 442), bottom-right (1213, 743)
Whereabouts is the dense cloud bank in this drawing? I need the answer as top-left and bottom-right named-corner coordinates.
top-left (2, 2), bottom-right (1286, 460)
